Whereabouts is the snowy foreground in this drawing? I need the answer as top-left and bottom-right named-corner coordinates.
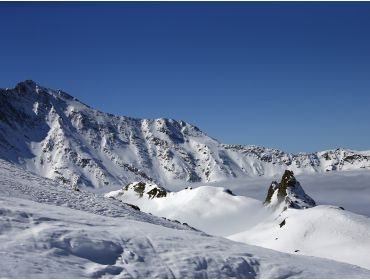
top-left (106, 173), bottom-right (370, 271)
top-left (2, 160), bottom-right (370, 278)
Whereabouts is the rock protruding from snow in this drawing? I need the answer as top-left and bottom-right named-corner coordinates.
top-left (265, 170), bottom-right (316, 209)
top-left (106, 184), bottom-right (268, 237)
top-left (106, 182), bottom-right (168, 200)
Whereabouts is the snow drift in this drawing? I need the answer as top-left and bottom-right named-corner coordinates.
top-left (2, 160), bottom-right (370, 278)
top-left (107, 171), bottom-right (370, 270)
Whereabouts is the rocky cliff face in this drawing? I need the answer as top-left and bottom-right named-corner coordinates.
top-left (264, 170), bottom-right (316, 209)
top-left (1, 80), bottom-right (369, 189)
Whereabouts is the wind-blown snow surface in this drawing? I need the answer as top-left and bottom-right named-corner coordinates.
top-left (106, 185), bottom-right (269, 237)
top-left (3, 160), bottom-right (370, 278)
top-left (106, 175), bottom-right (370, 271)
top-left (229, 205), bottom-right (370, 271)
top-left (1, 80), bottom-right (370, 190)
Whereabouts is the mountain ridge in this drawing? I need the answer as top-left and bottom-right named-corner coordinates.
top-left (1, 80), bottom-right (369, 189)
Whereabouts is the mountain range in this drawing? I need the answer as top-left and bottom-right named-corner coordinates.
top-left (1, 80), bottom-right (369, 190)
top-left (2, 80), bottom-right (370, 278)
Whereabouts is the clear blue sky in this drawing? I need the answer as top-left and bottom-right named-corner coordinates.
top-left (1, 2), bottom-right (369, 153)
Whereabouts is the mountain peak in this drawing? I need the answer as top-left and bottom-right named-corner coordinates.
top-left (17, 79), bottom-right (38, 86)
top-left (1, 81), bottom-right (370, 189)
top-left (278, 170), bottom-right (296, 197)
top-left (14, 80), bottom-right (38, 93)
top-left (264, 170), bottom-right (316, 209)
top-left (10, 80), bottom-right (80, 104)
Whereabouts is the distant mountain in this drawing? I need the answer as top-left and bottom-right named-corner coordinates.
top-left (1, 80), bottom-right (369, 189)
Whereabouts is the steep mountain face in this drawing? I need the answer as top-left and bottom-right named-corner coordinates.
top-left (264, 170), bottom-right (316, 209)
top-left (1, 80), bottom-right (369, 189)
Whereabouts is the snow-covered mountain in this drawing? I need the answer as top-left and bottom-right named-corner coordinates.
top-left (1, 80), bottom-right (370, 190)
top-left (2, 80), bottom-right (370, 278)
top-left (3, 159), bottom-right (370, 278)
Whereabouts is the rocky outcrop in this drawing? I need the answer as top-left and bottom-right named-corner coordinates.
top-left (108, 182), bottom-right (168, 200)
top-left (265, 170), bottom-right (316, 209)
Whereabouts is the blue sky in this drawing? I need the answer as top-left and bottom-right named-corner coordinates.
top-left (1, 2), bottom-right (369, 153)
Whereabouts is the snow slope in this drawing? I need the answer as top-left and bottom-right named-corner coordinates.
top-left (1, 80), bottom-right (370, 190)
top-left (106, 183), bottom-right (269, 236)
top-left (107, 172), bottom-right (370, 271)
top-left (3, 160), bottom-right (370, 278)
top-left (229, 205), bottom-right (370, 270)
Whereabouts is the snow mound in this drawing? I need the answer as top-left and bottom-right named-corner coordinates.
top-left (230, 205), bottom-right (370, 270)
top-left (3, 160), bottom-right (370, 278)
top-left (3, 196), bottom-right (370, 278)
top-left (106, 185), bottom-right (269, 236)
top-left (107, 172), bottom-right (370, 271)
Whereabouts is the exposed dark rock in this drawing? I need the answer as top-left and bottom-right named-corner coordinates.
top-left (132, 182), bottom-right (146, 196)
top-left (264, 181), bottom-right (279, 204)
top-left (264, 170), bottom-right (316, 209)
top-left (277, 170), bottom-right (296, 199)
top-left (124, 182), bottom-right (168, 199)
top-left (147, 187), bottom-right (167, 198)
top-left (125, 203), bottom-right (140, 211)
top-left (224, 189), bottom-right (234, 196)
top-left (279, 219), bottom-right (286, 228)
